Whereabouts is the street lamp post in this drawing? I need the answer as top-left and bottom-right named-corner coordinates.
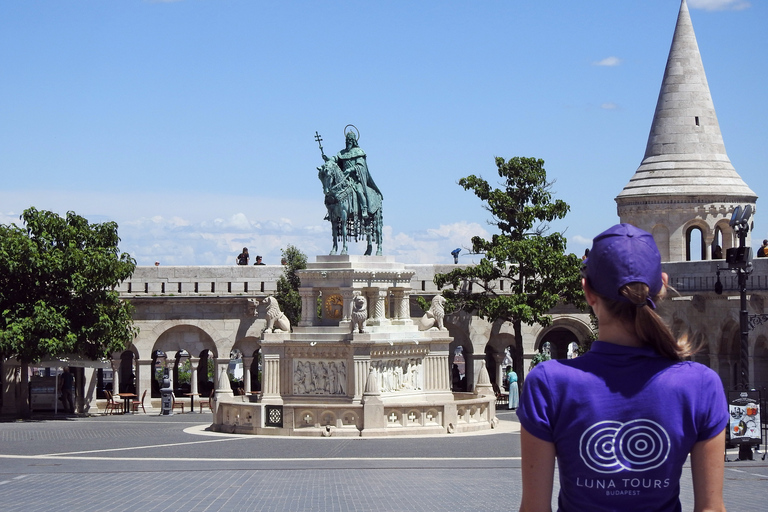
top-left (719, 205), bottom-right (754, 460)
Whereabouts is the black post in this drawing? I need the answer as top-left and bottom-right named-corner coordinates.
top-left (721, 205), bottom-right (755, 461)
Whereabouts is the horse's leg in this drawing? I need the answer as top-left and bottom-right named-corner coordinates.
top-left (375, 212), bottom-right (383, 256)
top-left (340, 210), bottom-right (348, 255)
top-left (364, 221), bottom-right (373, 256)
top-left (330, 215), bottom-right (339, 255)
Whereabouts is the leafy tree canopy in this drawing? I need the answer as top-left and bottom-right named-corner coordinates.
top-left (435, 156), bottom-right (584, 328)
top-left (0, 208), bottom-right (137, 364)
top-left (275, 244), bottom-right (308, 327)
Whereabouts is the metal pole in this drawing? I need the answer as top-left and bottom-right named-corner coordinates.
top-left (739, 268), bottom-right (750, 389)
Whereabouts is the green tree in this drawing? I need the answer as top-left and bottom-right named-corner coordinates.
top-left (434, 157), bottom-right (584, 382)
top-left (0, 208), bottom-right (137, 415)
top-left (274, 244), bottom-right (308, 328)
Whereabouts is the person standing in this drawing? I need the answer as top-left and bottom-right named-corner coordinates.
top-left (506, 365), bottom-right (518, 410)
top-left (517, 224), bottom-right (727, 512)
top-left (60, 367), bottom-right (74, 414)
top-left (236, 247), bottom-right (249, 265)
top-left (758, 239), bottom-right (768, 257)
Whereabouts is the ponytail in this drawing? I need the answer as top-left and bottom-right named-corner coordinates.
top-left (601, 282), bottom-right (694, 361)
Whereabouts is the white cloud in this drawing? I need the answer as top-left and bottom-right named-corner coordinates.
top-left (0, 190), bottom-right (492, 266)
top-left (601, 103), bottom-right (619, 110)
top-left (688, 0), bottom-right (751, 11)
top-left (593, 56), bottom-right (622, 67)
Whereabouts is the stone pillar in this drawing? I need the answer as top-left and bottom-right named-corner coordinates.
top-left (242, 356), bottom-right (253, 393)
top-left (189, 358), bottom-right (200, 395)
top-left (299, 288), bottom-right (317, 327)
top-left (340, 288), bottom-right (355, 326)
top-left (137, 359), bottom-right (154, 410)
top-left (392, 290), bottom-right (413, 325)
top-left (369, 289), bottom-right (391, 326)
top-left (391, 290), bottom-right (403, 321)
top-left (261, 354), bottom-right (282, 404)
top-left (110, 359), bottom-right (121, 396)
top-left (353, 355), bottom-right (371, 403)
top-left (81, 368), bottom-right (97, 413)
top-left (425, 351), bottom-right (450, 391)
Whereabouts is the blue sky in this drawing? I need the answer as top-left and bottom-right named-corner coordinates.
top-left (1, 0), bottom-right (765, 266)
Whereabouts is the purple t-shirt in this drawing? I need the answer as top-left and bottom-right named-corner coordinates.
top-left (517, 341), bottom-right (728, 512)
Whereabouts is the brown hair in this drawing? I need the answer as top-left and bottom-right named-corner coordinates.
top-left (600, 282), bottom-right (695, 361)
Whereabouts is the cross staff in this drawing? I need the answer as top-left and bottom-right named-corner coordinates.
top-left (314, 131), bottom-right (325, 158)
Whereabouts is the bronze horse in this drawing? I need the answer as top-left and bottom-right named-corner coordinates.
top-left (318, 160), bottom-right (383, 255)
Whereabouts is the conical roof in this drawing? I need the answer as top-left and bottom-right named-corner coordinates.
top-left (616, 0), bottom-right (756, 202)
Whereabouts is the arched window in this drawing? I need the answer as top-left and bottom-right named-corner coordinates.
top-left (711, 227), bottom-right (724, 260)
top-left (685, 226), bottom-right (705, 261)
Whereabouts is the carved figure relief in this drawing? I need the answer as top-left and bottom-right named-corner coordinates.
top-left (293, 360), bottom-right (348, 395)
top-left (370, 358), bottom-right (423, 393)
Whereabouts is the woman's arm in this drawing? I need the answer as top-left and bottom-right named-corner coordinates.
top-left (519, 426), bottom-right (556, 512)
top-left (690, 428), bottom-right (725, 512)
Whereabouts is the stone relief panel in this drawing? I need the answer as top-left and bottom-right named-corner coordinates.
top-left (293, 360), bottom-right (348, 395)
top-left (371, 358), bottom-right (423, 393)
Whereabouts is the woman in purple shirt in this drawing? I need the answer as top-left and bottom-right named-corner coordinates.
top-left (517, 224), bottom-right (727, 512)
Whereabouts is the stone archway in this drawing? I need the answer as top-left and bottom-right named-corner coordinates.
top-left (151, 325), bottom-right (218, 400)
top-left (536, 327), bottom-right (580, 360)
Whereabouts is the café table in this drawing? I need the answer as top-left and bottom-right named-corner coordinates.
top-left (184, 392), bottom-right (200, 413)
top-left (117, 393), bottom-right (138, 414)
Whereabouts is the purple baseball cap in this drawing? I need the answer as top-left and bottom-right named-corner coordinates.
top-left (585, 224), bottom-right (663, 304)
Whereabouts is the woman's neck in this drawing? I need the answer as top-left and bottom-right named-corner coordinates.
top-left (597, 315), bottom-right (643, 348)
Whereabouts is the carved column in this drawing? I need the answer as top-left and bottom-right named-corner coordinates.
top-left (341, 288), bottom-right (355, 324)
top-left (110, 359), bottom-right (121, 395)
top-left (353, 355), bottom-right (371, 403)
top-left (189, 358), bottom-right (200, 395)
top-left (369, 289), bottom-right (390, 326)
top-left (392, 289), bottom-right (412, 325)
top-left (299, 288), bottom-right (316, 326)
top-left (425, 352), bottom-right (450, 391)
top-left (242, 356), bottom-right (254, 392)
top-left (392, 290), bottom-right (403, 320)
top-left (261, 354), bottom-right (282, 403)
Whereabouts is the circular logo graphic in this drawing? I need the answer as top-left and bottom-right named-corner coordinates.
top-left (580, 419), bottom-right (670, 474)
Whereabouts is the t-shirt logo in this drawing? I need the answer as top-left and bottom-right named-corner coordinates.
top-left (579, 419), bottom-right (670, 473)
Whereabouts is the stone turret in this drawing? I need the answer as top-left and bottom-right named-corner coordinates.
top-left (616, 0), bottom-right (756, 262)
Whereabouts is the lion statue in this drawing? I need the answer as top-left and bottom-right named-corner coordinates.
top-left (262, 296), bottom-right (291, 333)
top-left (419, 295), bottom-right (446, 331)
top-left (350, 293), bottom-right (368, 333)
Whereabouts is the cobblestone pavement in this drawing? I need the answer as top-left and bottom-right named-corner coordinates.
top-left (0, 410), bottom-right (765, 511)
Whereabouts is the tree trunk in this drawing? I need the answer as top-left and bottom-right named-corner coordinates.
top-left (513, 318), bottom-right (524, 387)
top-left (17, 363), bottom-right (30, 419)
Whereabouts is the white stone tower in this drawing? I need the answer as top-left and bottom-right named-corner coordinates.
top-left (615, 0), bottom-right (757, 262)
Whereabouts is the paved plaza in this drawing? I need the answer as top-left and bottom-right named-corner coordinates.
top-left (0, 409), bottom-right (765, 511)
